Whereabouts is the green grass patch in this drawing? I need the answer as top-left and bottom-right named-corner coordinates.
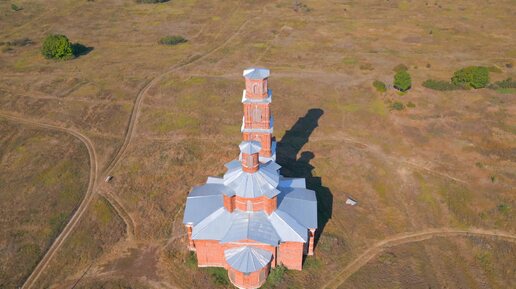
top-left (372, 80), bottom-right (386, 92)
top-left (369, 99), bottom-right (387, 116)
top-left (422, 79), bottom-right (462, 91)
top-left (159, 35), bottom-right (187, 46)
top-left (153, 112), bottom-right (200, 134)
top-left (389, 101), bottom-right (405, 111)
top-left (263, 265), bottom-right (286, 288)
top-left (94, 198), bottom-right (113, 225)
top-left (205, 267), bottom-right (229, 286)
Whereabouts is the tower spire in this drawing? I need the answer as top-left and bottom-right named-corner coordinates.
top-left (241, 67), bottom-right (275, 162)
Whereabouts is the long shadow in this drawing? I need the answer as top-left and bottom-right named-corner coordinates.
top-left (276, 108), bottom-right (332, 248)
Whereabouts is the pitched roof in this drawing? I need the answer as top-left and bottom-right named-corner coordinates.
top-left (243, 67), bottom-right (270, 79)
top-left (224, 246), bottom-right (272, 273)
top-left (221, 211), bottom-right (280, 245)
top-left (183, 184), bottom-right (226, 225)
top-left (277, 187), bottom-right (318, 229)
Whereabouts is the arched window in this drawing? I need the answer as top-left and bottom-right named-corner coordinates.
top-left (252, 107), bottom-right (262, 122)
top-left (253, 84), bottom-right (258, 94)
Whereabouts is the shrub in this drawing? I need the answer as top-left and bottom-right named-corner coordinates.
top-left (451, 66), bottom-right (489, 89)
top-left (488, 78), bottom-right (516, 89)
top-left (159, 35), bottom-right (187, 45)
top-left (11, 4), bottom-right (22, 11)
top-left (372, 80), bottom-right (386, 92)
top-left (390, 101), bottom-right (405, 111)
top-left (206, 267), bottom-right (229, 285)
top-left (264, 265), bottom-right (286, 288)
top-left (393, 64), bottom-right (408, 73)
top-left (394, 70), bottom-right (411, 91)
top-left (41, 34), bottom-right (74, 60)
top-left (422, 79), bottom-right (462, 91)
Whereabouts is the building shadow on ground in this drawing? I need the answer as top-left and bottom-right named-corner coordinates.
top-left (276, 108), bottom-right (332, 249)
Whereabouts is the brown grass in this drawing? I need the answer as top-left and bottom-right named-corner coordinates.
top-left (0, 0), bottom-right (514, 288)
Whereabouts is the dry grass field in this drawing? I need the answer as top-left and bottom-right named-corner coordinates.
top-left (0, 0), bottom-right (515, 288)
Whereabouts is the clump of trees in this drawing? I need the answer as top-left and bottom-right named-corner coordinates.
top-left (159, 35), bottom-right (187, 46)
top-left (41, 34), bottom-right (92, 60)
top-left (394, 70), bottom-right (412, 92)
top-left (423, 66), bottom-right (491, 91)
top-left (41, 34), bottom-right (74, 60)
top-left (451, 66), bottom-right (489, 88)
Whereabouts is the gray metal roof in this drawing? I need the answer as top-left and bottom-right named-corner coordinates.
top-left (279, 177), bottom-right (306, 189)
top-left (221, 211), bottom-right (280, 245)
top-left (191, 208), bottom-right (308, 244)
top-left (183, 184), bottom-right (226, 225)
top-left (224, 246), bottom-right (272, 273)
top-left (223, 160), bottom-right (281, 198)
top-left (191, 207), bottom-right (232, 240)
top-left (277, 187), bottom-right (318, 229)
top-left (243, 67), bottom-right (270, 79)
top-left (239, 141), bottom-right (261, 154)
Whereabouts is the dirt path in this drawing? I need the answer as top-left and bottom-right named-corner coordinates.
top-left (0, 111), bottom-right (141, 288)
top-left (0, 112), bottom-right (99, 289)
top-left (322, 228), bottom-right (516, 289)
top-left (2, 6), bottom-right (257, 288)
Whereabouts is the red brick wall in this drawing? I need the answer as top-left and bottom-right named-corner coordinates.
top-left (195, 240), bottom-right (277, 268)
top-left (229, 263), bottom-right (270, 289)
top-left (242, 132), bottom-right (272, 158)
top-left (278, 242), bottom-right (304, 270)
top-left (245, 78), bottom-right (268, 99)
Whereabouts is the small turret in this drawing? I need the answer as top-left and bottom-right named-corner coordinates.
top-left (239, 141), bottom-right (261, 173)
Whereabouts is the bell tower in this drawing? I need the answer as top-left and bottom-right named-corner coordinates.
top-left (241, 68), bottom-right (276, 162)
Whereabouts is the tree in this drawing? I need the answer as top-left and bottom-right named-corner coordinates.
top-left (41, 34), bottom-right (73, 60)
top-left (451, 66), bottom-right (489, 89)
top-left (394, 70), bottom-right (411, 92)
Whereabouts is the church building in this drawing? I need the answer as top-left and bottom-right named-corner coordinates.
top-left (183, 68), bottom-right (318, 289)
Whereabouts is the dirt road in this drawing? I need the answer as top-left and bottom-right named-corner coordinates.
top-left (322, 227), bottom-right (516, 289)
top-left (0, 112), bottom-right (99, 289)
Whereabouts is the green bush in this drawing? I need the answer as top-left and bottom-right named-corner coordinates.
top-left (159, 35), bottom-right (187, 46)
top-left (451, 66), bottom-right (489, 88)
top-left (11, 4), bottom-right (22, 11)
top-left (263, 265), bottom-right (286, 288)
top-left (41, 34), bottom-right (74, 60)
top-left (393, 64), bottom-right (408, 73)
top-left (394, 70), bottom-right (411, 92)
top-left (422, 79), bottom-right (462, 91)
top-left (372, 80), bottom-right (386, 92)
top-left (390, 101), bottom-right (405, 111)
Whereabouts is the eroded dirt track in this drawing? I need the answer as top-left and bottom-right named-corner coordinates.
top-left (322, 228), bottom-right (516, 289)
top-left (0, 113), bottom-right (99, 289)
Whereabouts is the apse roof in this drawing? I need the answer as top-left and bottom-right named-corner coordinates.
top-left (224, 246), bottom-right (272, 274)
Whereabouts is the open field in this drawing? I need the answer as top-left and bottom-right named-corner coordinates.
top-left (0, 0), bottom-right (515, 288)
top-left (0, 119), bottom-right (89, 288)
